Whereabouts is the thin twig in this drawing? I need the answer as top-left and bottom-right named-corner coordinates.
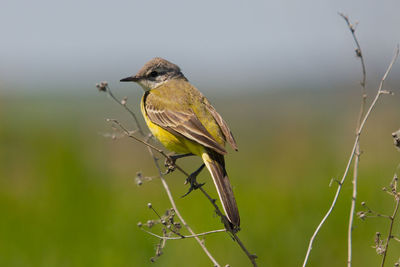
top-left (107, 118), bottom-right (167, 156)
top-left (302, 45), bottom-right (399, 267)
top-left (158, 145), bottom-right (259, 266)
top-left (141, 228), bottom-right (227, 240)
top-left (348, 145), bottom-right (360, 266)
top-left (339, 13), bottom-right (367, 91)
top-left (105, 85), bottom-right (144, 136)
top-left (338, 13), bottom-right (367, 267)
top-left (381, 198), bottom-right (399, 266)
top-left (381, 175), bottom-right (400, 267)
top-left (148, 147), bottom-right (221, 267)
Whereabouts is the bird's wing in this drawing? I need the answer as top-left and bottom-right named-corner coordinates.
top-left (144, 92), bottom-right (227, 155)
top-left (205, 102), bottom-right (238, 151)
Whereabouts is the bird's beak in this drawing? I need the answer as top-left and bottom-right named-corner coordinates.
top-left (120, 75), bottom-right (139, 82)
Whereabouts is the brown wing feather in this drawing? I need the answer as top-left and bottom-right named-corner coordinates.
top-left (205, 103), bottom-right (238, 151)
top-left (145, 100), bottom-right (227, 155)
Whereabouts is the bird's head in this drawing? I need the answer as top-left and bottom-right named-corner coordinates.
top-left (120, 57), bottom-right (186, 90)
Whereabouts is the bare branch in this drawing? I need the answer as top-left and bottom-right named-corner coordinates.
top-left (339, 13), bottom-right (367, 92)
top-left (338, 13), bottom-right (368, 267)
top-left (103, 82), bottom-right (144, 136)
top-left (381, 175), bottom-right (400, 267)
top-left (148, 148), bottom-right (221, 266)
top-left (106, 118), bottom-right (167, 156)
top-left (302, 45), bottom-right (399, 267)
top-left (141, 228), bottom-right (227, 240)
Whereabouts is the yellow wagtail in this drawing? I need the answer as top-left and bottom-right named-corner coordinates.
top-left (120, 58), bottom-right (240, 228)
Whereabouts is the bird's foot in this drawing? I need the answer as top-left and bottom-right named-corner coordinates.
top-left (182, 164), bottom-right (206, 197)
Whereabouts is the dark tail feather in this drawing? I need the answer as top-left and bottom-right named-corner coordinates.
top-left (202, 150), bottom-right (240, 228)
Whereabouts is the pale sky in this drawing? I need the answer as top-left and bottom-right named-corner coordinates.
top-left (1, 0), bottom-right (399, 92)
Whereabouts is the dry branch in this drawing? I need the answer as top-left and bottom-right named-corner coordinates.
top-left (338, 13), bottom-right (367, 267)
top-left (381, 174), bottom-right (400, 266)
top-left (141, 228), bottom-right (227, 240)
top-left (360, 173), bottom-right (400, 266)
top-left (302, 42), bottom-right (399, 267)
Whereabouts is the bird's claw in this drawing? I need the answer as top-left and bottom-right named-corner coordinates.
top-left (181, 170), bottom-right (205, 197)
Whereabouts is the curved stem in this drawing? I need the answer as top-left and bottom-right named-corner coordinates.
top-left (302, 45), bottom-right (399, 267)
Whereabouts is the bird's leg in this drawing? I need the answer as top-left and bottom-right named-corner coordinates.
top-left (182, 164), bottom-right (206, 197)
top-left (164, 153), bottom-right (194, 174)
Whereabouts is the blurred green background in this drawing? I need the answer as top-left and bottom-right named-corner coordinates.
top-left (2, 0), bottom-right (400, 266)
top-left (1, 85), bottom-right (399, 266)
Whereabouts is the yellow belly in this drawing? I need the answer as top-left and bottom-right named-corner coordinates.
top-left (145, 117), bottom-right (204, 156)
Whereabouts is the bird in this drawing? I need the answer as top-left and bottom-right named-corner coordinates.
top-left (120, 57), bottom-right (240, 229)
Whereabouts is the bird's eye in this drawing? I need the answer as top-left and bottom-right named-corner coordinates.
top-left (149, 71), bottom-right (158, 77)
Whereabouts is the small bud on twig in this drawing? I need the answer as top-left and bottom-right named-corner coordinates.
top-left (357, 211), bottom-right (366, 220)
top-left (355, 48), bottom-right (362, 58)
top-left (96, 81), bottom-right (108, 92)
top-left (121, 97), bottom-right (127, 105)
top-left (147, 220), bottom-right (155, 228)
top-left (174, 222), bottom-right (181, 230)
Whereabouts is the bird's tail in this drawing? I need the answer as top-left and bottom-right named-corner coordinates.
top-left (202, 150), bottom-right (240, 228)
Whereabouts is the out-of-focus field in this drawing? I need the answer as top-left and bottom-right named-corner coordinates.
top-left (1, 87), bottom-right (399, 266)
